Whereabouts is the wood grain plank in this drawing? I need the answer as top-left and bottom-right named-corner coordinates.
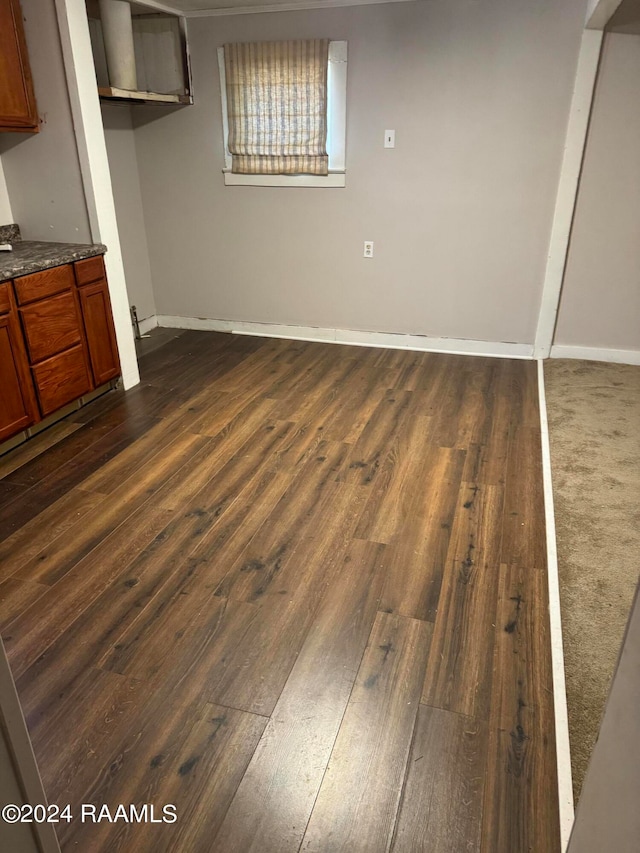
top-left (500, 425), bottom-right (547, 569)
top-left (0, 487), bottom-right (105, 582)
top-left (421, 483), bottom-right (504, 719)
top-left (216, 444), bottom-right (356, 603)
top-left (104, 588), bottom-right (311, 718)
top-left (52, 680), bottom-right (208, 848)
top-left (0, 577), bottom-right (48, 631)
top-left (0, 479), bottom-right (27, 511)
top-left (352, 412), bottom-right (434, 544)
top-left (222, 483), bottom-right (366, 604)
top-left (56, 698), bottom-right (267, 852)
top-left (341, 390), bottom-right (414, 485)
top-left (0, 421), bottom-right (82, 479)
top-left (13, 431), bottom-right (207, 585)
top-left (98, 472), bottom-right (296, 692)
top-left (306, 362), bottom-right (394, 444)
top-left (0, 414), bottom-right (159, 534)
top-left (391, 705), bottom-right (487, 852)
top-left (2, 418), bottom-right (121, 486)
top-left (28, 669), bottom-right (145, 791)
top-left (4, 503), bottom-right (175, 678)
top-left (300, 611), bottom-right (433, 853)
top-left (154, 405), bottom-right (292, 513)
top-left (263, 342), bottom-right (351, 404)
top-left (480, 563), bottom-right (560, 853)
top-left (74, 407), bottom-right (207, 495)
top-left (376, 446), bottom-right (466, 621)
top-left (14, 502), bottom-right (235, 724)
top-left (212, 540), bottom-right (386, 853)
top-left (461, 359), bottom-right (518, 486)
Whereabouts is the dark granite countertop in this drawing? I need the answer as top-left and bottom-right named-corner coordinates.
top-left (0, 239), bottom-right (107, 283)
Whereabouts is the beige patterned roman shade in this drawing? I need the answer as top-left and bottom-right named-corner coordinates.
top-left (224, 39), bottom-right (330, 176)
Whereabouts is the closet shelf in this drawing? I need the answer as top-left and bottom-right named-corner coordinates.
top-left (98, 86), bottom-right (192, 105)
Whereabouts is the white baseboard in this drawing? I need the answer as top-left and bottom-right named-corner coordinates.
top-left (155, 315), bottom-right (534, 360)
top-left (138, 315), bottom-right (159, 336)
top-left (537, 360), bottom-right (574, 850)
top-left (550, 344), bottom-right (640, 365)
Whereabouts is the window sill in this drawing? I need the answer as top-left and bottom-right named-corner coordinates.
top-left (222, 171), bottom-right (346, 188)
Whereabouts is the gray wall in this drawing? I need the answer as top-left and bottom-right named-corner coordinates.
top-left (567, 584), bottom-right (640, 852)
top-left (133, 0), bottom-right (588, 345)
top-left (554, 31), bottom-right (640, 354)
top-left (0, 0), bottom-right (91, 242)
top-left (102, 103), bottom-right (156, 323)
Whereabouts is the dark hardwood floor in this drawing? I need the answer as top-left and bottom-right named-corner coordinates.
top-left (0, 331), bottom-right (559, 852)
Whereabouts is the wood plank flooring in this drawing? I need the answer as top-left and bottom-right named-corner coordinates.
top-left (0, 331), bottom-right (560, 852)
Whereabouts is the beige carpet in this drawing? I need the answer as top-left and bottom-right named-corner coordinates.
top-left (544, 359), bottom-right (640, 801)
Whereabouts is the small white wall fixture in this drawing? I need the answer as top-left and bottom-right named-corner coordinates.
top-left (54, 0), bottom-right (140, 390)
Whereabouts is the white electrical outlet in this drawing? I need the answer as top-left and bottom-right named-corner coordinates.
top-left (384, 129), bottom-right (395, 148)
top-left (364, 241), bottom-right (374, 258)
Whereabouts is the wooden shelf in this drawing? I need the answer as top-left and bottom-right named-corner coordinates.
top-left (98, 86), bottom-right (192, 105)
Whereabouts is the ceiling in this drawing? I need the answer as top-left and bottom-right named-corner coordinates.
top-left (136, 0), bottom-right (416, 15)
top-left (607, 0), bottom-right (640, 33)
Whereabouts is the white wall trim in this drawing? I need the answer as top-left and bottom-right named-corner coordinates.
top-left (185, 0), bottom-right (415, 18)
top-left (550, 344), bottom-right (640, 365)
top-left (54, 0), bottom-right (140, 391)
top-left (223, 171), bottom-right (346, 187)
top-left (134, 0), bottom-right (182, 13)
top-left (534, 29), bottom-right (603, 360)
top-left (156, 315), bottom-right (534, 358)
top-left (586, 0), bottom-right (623, 29)
top-left (537, 359), bottom-right (575, 851)
top-left (0, 158), bottom-right (13, 224)
top-left (138, 314), bottom-right (159, 335)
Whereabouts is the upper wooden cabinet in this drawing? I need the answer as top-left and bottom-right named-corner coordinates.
top-left (0, 0), bottom-right (38, 133)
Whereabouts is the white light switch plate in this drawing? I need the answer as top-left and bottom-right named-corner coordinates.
top-left (384, 129), bottom-right (395, 148)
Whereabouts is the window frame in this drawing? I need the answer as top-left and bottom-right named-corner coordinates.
top-left (217, 40), bottom-right (347, 188)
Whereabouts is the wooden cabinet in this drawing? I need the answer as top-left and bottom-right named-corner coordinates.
top-left (74, 256), bottom-right (120, 386)
top-left (31, 345), bottom-right (92, 416)
top-left (78, 281), bottom-right (120, 386)
top-left (0, 0), bottom-right (38, 133)
top-left (15, 264), bottom-right (93, 417)
top-left (0, 256), bottom-right (120, 445)
top-left (20, 290), bottom-right (84, 363)
top-left (0, 283), bottom-right (38, 442)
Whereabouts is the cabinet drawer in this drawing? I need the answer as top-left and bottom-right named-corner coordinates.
top-left (74, 255), bottom-right (105, 287)
top-left (14, 264), bottom-right (74, 305)
top-left (0, 283), bottom-right (10, 315)
top-left (20, 290), bottom-right (82, 363)
top-left (31, 345), bottom-right (92, 416)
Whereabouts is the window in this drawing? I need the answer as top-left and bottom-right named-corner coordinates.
top-left (217, 40), bottom-right (347, 187)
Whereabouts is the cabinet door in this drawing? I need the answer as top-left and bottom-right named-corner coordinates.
top-left (0, 301), bottom-right (38, 442)
top-left (0, 0), bottom-right (38, 133)
top-left (78, 281), bottom-right (121, 386)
